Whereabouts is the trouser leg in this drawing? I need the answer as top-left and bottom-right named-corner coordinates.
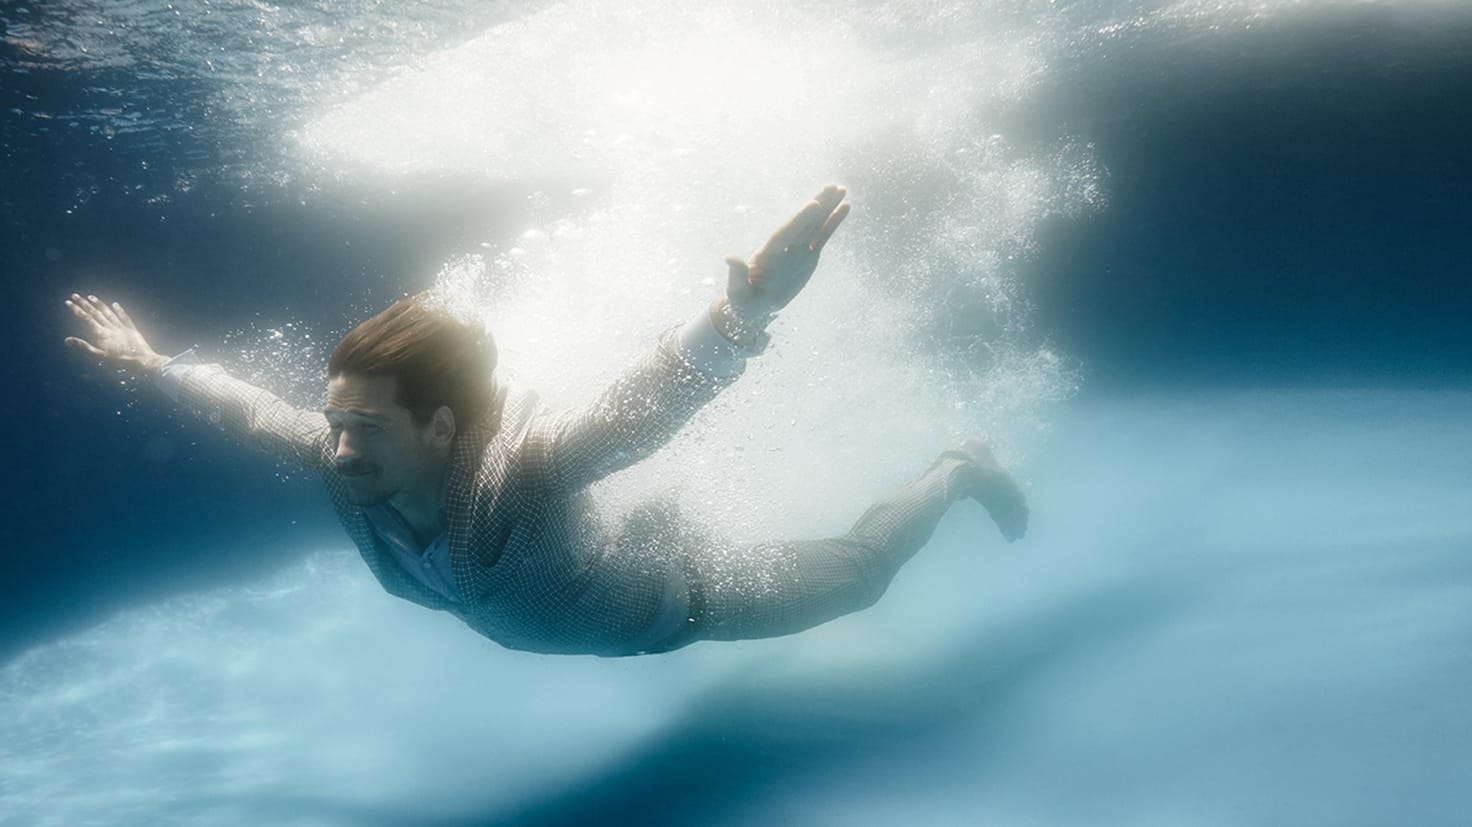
top-left (671, 456), bottom-right (972, 646)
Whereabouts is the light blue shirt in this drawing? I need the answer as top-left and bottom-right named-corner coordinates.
top-left (362, 503), bottom-right (461, 605)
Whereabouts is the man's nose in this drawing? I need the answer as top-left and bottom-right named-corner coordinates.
top-left (333, 430), bottom-right (359, 463)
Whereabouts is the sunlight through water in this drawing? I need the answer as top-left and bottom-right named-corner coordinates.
top-left (5, 0), bottom-right (1470, 824)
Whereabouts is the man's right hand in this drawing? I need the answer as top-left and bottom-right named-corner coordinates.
top-left (64, 294), bottom-right (169, 377)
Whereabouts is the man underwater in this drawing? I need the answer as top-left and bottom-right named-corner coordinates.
top-left (65, 185), bottom-right (1028, 656)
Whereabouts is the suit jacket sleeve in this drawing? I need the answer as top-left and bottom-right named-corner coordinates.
top-left (167, 362), bottom-right (332, 470)
top-left (522, 328), bottom-right (741, 495)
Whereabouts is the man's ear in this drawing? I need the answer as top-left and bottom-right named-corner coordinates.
top-left (430, 405), bottom-right (456, 446)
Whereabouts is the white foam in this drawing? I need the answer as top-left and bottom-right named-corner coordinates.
top-left (294, 0), bottom-right (1104, 538)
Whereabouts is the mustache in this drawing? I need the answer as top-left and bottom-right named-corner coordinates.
top-left (334, 461), bottom-right (378, 476)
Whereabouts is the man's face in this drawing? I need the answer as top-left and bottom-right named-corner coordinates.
top-left (324, 373), bottom-right (449, 508)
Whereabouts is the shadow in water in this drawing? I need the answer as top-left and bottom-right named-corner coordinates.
top-left (437, 575), bottom-right (1201, 827)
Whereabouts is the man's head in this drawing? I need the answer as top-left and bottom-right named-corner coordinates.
top-left (324, 293), bottom-right (497, 506)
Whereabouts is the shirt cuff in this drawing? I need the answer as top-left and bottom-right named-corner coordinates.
top-left (675, 308), bottom-right (749, 378)
top-left (155, 349), bottom-right (202, 402)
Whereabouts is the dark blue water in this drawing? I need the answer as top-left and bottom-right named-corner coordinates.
top-left (5, 2), bottom-right (1471, 824)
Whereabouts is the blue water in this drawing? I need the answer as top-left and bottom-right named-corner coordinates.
top-left (5, 2), bottom-right (1472, 825)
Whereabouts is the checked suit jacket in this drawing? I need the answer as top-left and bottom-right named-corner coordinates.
top-left (170, 328), bottom-right (739, 655)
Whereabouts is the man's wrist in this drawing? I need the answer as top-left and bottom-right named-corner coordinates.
top-left (708, 298), bottom-right (772, 348)
top-left (120, 351), bottom-right (169, 380)
top-left (139, 352), bottom-right (169, 374)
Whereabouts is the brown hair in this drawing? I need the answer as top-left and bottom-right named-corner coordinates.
top-left (328, 293), bottom-right (497, 427)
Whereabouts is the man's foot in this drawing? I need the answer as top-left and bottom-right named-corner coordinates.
top-left (941, 438), bottom-right (1029, 542)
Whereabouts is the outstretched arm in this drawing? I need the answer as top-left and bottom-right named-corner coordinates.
top-left (64, 294), bottom-right (330, 469)
top-left (529, 185), bottom-right (852, 493)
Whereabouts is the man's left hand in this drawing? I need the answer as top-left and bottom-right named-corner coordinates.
top-left (718, 184), bottom-right (851, 341)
